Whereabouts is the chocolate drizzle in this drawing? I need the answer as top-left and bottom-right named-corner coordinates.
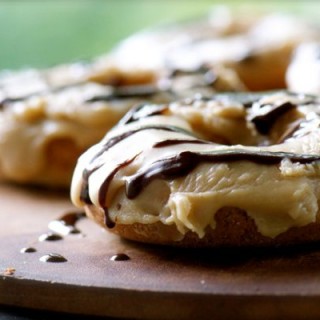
top-left (0, 82), bottom-right (163, 112)
top-left (98, 156), bottom-right (138, 228)
top-left (0, 82), bottom-right (84, 109)
top-left (153, 139), bottom-right (208, 148)
top-left (125, 150), bottom-right (320, 200)
top-left (39, 253), bottom-right (67, 263)
top-left (93, 145), bottom-right (320, 228)
top-left (48, 211), bottom-right (86, 235)
top-left (110, 253), bottom-right (130, 261)
top-left (38, 233), bottom-right (63, 242)
top-left (20, 247), bottom-right (37, 253)
top-left (168, 65), bottom-right (217, 88)
top-left (119, 103), bottom-right (168, 125)
top-left (168, 65), bottom-right (210, 78)
top-left (0, 97), bottom-right (25, 109)
top-left (85, 84), bottom-right (161, 103)
top-left (80, 168), bottom-right (100, 204)
top-left (250, 101), bottom-right (296, 134)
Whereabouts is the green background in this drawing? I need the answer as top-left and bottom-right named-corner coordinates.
top-left (0, 0), bottom-right (318, 70)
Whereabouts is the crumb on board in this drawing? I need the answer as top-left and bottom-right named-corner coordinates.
top-left (3, 267), bottom-right (16, 276)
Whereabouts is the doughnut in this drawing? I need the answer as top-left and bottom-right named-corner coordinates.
top-left (84, 6), bottom-right (258, 86)
top-left (0, 6), bottom-right (249, 103)
top-left (71, 91), bottom-right (320, 247)
top-left (103, 12), bottom-right (319, 92)
top-left (286, 42), bottom-right (320, 94)
top-left (0, 65), bottom-right (243, 188)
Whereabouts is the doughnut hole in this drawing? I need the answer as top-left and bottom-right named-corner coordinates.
top-left (170, 98), bottom-right (261, 146)
top-left (268, 108), bottom-right (305, 144)
top-left (226, 46), bottom-right (292, 91)
top-left (191, 117), bottom-right (257, 146)
top-left (173, 105), bottom-right (260, 146)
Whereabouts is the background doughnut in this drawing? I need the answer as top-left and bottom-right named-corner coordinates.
top-left (101, 12), bottom-right (319, 92)
top-left (0, 66), bottom-right (243, 188)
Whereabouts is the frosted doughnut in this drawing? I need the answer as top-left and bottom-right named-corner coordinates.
top-left (0, 66), bottom-right (242, 188)
top-left (103, 12), bottom-right (319, 92)
top-left (71, 91), bottom-right (320, 247)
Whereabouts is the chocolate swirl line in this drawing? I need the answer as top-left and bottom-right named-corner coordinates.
top-left (84, 84), bottom-right (162, 103)
top-left (98, 155), bottom-right (139, 228)
top-left (0, 82), bottom-right (163, 110)
top-left (250, 101), bottom-right (296, 134)
top-left (0, 82), bottom-right (85, 109)
top-left (153, 139), bottom-right (208, 148)
top-left (168, 65), bottom-right (211, 78)
top-left (119, 103), bottom-right (168, 125)
top-left (167, 65), bottom-right (218, 88)
top-left (245, 92), bottom-right (319, 135)
top-left (125, 150), bottom-right (320, 200)
top-left (0, 97), bottom-right (22, 110)
top-left (80, 163), bottom-right (103, 204)
top-left (214, 91), bottom-right (319, 111)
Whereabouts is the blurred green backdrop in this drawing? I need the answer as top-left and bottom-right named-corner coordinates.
top-left (0, 0), bottom-right (319, 70)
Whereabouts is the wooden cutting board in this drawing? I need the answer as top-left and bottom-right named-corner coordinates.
top-left (1, 183), bottom-right (320, 320)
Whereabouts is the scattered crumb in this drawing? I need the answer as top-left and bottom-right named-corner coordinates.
top-left (3, 267), bottom-right (16, 276)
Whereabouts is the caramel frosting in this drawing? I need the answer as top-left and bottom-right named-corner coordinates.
top-left (71, 92), bottom-right (320, 239)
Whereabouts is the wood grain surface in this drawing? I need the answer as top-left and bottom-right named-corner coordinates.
top-left (1, 183), bottom-right (320, 319)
